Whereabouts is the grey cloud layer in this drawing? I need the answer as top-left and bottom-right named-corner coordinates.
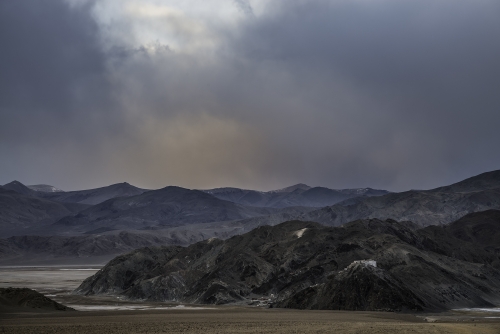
top-left (1, 0), bottom-right (499, 191)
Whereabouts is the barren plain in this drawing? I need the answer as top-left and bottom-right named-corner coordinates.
top-left (1, 267), bottom-right (499, 333)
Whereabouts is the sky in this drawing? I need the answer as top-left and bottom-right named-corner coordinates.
top-left (1, 0), bottom-right (499, 192)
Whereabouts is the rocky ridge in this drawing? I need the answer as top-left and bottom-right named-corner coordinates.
top-left (302, 170), bottom-right (500, 227)
top-left (204, 185), bottom-right (389, 208)
top-left (37, 182), bottom-right (147, 205)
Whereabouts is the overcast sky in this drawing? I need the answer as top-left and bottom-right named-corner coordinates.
top-left (1, 0), bottom-right (499, 191)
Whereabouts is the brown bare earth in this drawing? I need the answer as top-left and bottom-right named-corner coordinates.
top-left (1, 307), bottom-right (500, 334)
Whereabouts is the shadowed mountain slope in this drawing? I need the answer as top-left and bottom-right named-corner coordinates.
top-left (38, 182), bottom-right (147, 205)
top-left (51, 186), bottom-right (281, 234)
top-left (0, 206), bottom-right (316, 266)
top-left (2, 181), bottom-right (38, 197)
top-left (0, 187), bottom-right (89, 237)
top-left (205, 185), bottom-right (389, 208)
top-left (75, 210), bottom-right (500, 312)
top-left (432, 170), bottom-right (500, 193)
top-left (302, 170), bottom-right (500, 227)
top-left (0, 231), bottom-right (181, 266)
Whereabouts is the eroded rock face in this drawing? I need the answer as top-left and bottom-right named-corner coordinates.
top-left (279, 263), bottom-right (424, 311)
top-left (75, 211), bottom-right (500, 311)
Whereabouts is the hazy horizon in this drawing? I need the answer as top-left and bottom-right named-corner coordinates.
top-left (4, 168), bottom-right (497, 193)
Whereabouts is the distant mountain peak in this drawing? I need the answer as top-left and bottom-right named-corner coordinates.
top-left (2, 180), bottom-right (36, 196)
top-left (158, 185), bottom-right (188, 191)
top-left (5, 180), bottom-right (23, 186)
top-left (271, 183), bottom-right (312, 193)
top-left (109, 182), bottom-right (133, 188)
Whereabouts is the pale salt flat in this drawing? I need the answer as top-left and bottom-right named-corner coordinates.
top-left (0, 267), bottom-right (100, 293)
top-left (454, 308), bottom-right (500, 313)
top-left (72, 304), bottom-right (215, 311)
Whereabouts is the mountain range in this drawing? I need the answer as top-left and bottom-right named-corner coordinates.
top-left (0, 180), bottom-right (389, 238)
top-left (1, 170), bottom-right (500, 266)
top-left (2, 170), bottom-right (500, 313)
top-left (75, 210), bottom-right (500, 312)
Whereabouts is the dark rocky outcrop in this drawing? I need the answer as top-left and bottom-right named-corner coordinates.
top-left (75, 210), bottom-right (500, 311)
top-left (0, 288), bottom-right (74, 311)
top-left (280, 263), bottom-right (424, 312)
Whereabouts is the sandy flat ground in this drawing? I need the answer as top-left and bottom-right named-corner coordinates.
top-left (2, 308), bottom-right (500, 334)
top-left (1, 266), bottom-right (499, 333)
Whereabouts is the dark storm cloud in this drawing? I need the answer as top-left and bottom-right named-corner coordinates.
top-left (0, 0), bottom-right (120, 188)
top-left (0, 1), bottom-right (108, 121)
top-left (1, 0), bottom-right (499, 191)
top-left (225, 0), bottom-right (500, 189)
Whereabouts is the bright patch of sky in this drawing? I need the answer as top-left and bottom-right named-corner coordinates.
top-left (68, 0), bottom-right (266, 55)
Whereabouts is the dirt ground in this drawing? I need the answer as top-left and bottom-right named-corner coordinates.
top-left (1, 307), bottom-right (499, 334)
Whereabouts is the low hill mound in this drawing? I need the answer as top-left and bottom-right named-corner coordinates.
top-left (0, 287), bottom-right (74, 311)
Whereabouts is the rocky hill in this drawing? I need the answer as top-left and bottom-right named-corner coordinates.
top-left (75, 210), bottom-right (500, 312)
top-left (302, 170), bottom-right (500, 227)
